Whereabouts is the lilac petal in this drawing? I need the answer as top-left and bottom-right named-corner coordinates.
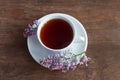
top-left (33, 20), bottom-right (38, 26)
top-left (70, 65), bottom-right (77, 70)
top-left (61, 67), bottom-right (68, 72)
top-left (28, 24), bottom-right (32, 29)
top-left (79, 62), bottom-right (84, 65)
top-left (81, 55), bottom-right (90, 66)
top-left (61, 63), bottom-right (70, 72)
top-left (25, 28), bottom-right (30, 33)
top-left (50, 65), bottom-right (61, 70)
top-left (66, 64), bottom-right (70, 70)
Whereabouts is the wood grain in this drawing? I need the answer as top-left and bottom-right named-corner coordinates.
top-left (0, 0), bottom-right (120, 80)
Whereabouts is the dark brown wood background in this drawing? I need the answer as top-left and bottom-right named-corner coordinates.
top-left (0, 0), bottom-right (120, 80)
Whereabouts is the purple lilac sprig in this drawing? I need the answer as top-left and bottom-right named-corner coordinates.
top-left (39, 51), bottom-right (90, 72)
top-left (23, 20), bottom-right (38, 38)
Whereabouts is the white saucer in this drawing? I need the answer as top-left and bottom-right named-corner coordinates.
top-left (27, 13), bottom-right (88, 64)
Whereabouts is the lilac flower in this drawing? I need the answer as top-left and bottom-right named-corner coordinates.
top-left (23, 20), bottom-right (38, 38)
top-left (39, 50), bottom-right (90, 72)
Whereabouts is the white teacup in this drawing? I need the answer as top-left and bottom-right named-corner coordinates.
top-left (37, 14), bottom-right (77, 51)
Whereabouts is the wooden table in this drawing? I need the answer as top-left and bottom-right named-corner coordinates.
top-left (0, 0), bottom-right (120, 80)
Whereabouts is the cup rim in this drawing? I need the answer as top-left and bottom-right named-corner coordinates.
top-left (37, 15), bottom-right (75, 51)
